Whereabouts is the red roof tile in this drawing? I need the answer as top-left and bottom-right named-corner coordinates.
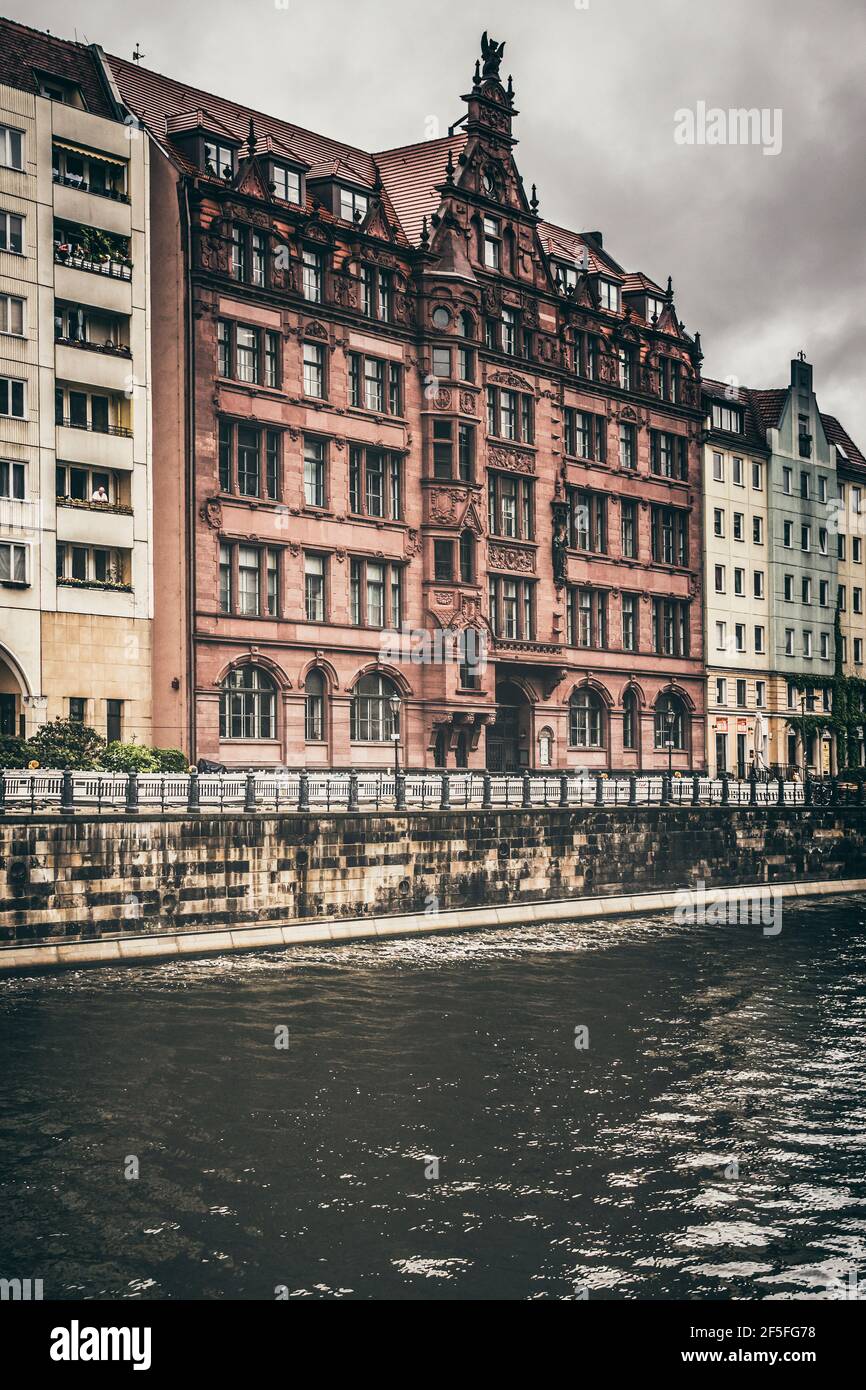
top-left (0, 17), bottom-right (117, 121)
top-left (821, 413), bottom-right (866, 470)
top-left (374, 134), bottom-right (467, 246)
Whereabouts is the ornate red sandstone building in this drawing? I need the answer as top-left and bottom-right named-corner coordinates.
top-left (107, 35), bottom-right (706, 771)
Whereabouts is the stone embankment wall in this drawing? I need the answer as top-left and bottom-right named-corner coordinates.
top-left (0, 807), bottom-right (863, 957)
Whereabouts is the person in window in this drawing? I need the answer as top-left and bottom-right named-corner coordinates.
top-left (91, 484), bottom-right (109, 504)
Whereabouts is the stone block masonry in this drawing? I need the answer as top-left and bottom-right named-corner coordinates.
top-left (0, 808), bottom-right (865, 963)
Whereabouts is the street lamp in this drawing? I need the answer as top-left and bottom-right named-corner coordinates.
top-left (665, 697), bottom-right (676, 782)
top-left (389, 693), bottom-right (401, 780)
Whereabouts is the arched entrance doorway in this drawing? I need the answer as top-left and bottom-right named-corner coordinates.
top-left (0, 649), bottom-right (26, 737)
top-left (486, 680), bottom-right (531, 771)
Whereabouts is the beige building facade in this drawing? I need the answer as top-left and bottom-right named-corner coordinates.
top-left (0, 24), bottom-right (153, 744)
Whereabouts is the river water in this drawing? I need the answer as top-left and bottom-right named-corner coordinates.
top-left (1, 897), bottom-right (865, 1301)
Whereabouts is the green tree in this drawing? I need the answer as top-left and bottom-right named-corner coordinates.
top-left (27, 718), bottom-right (106, 770)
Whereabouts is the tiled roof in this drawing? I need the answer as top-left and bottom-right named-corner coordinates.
top-left (747, 388), bottom-right (788, 431)
top-left (0, 17), bottom-right (117, 120)
top-left (822, 413), bottom-right (866, 470)
top-left (538, 217), bottom-right (625, 279)
top-left (374, 134), bottom-right (467, 246)
top-left (106, 53), bottom-right (378, 185)
top-left (622, 271), bottom-right (665, 296)
top-left (703, 379), bottom-right (865, 467)
top-left (702, 378), bottom-right (771, 451)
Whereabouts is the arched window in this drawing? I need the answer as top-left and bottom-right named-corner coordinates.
top-left (457, 310), bottom-right (474, 339)
top-left (351, 673), bottom-right (399, 743)
top-left (219, 666), bottom-right (276, 740)
top-left (569, 688), bottom-right (605, 749)
top-left (622, 689), bottom-right (639, 751)
top-left (654, 692), bottom-right (688, 750)
top-left (304, 670), bottom-right (326, 743)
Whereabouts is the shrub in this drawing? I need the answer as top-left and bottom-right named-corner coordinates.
top-left (27, 718), bottom-right (105, 770)
top-left (0, 735), bottom-right (30, 769)
top-left (100, 742), bottom-right (159, 774)
top-left (153, 747), bottom-right (189, 773)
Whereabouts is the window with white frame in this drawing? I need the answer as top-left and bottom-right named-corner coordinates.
top-left (0, 124), bottom-right (24, 171)
top-left (0, 293), bottom-right (24, 336)
top-left (0, 376), bottom-right (25, 418)
top-left (0, 458), bottom-right (25, 499)
top-left (598, 279), bottom-right (620, 312)
top-left (0, 210), bottom-right (23, 253)
top-left (0, 539), bottom-right (27, 584)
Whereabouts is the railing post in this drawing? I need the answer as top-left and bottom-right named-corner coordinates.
top-left (749, 767), bottom-right (758, 805)
top-left (720, 771), bottom-right (730, 806)
top-left (594, 774), bottom-right (604, 807)
top-left (522, 770), bottom-right (532, 808)
top-left (804, 775), bottom-right (813, 806)
top-left (482, 771), bottom-right (493, 811)
top-left (660, 771), bottom-right (671, 806)
top-left (60, 766), bottom-right (75, 813)
top-left (395, 769), bottom-right (406, 811)
top-left (187, 769), bottom-right (200, 813)
top-left (692, 771), bottom-right (701, 805)
top-left (628, 772), bottom-right (637, 806)
top-left (347, 769), bottom-right (359, 812)
top-left (859, 776), bottom-right (865, 806)
top-left (776, 774), bottom-right (785, 807)
top-left (125, 769), bottom-right (139, 815)
top-left (559, 772), bottom-right (569, 808)
top-left (244, 770), bottom-right (257, 813)
top-left (298, 769), bottom-right (310, 812)
top-left (0, 769), bottom-right (6, 816)
top-left (440, 772), bottom-right (451, 811)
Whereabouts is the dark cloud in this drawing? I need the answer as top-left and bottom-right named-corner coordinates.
top-left (10, 0), bottom-right (864, 440)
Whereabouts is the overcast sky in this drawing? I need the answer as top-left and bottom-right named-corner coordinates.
top-left (9, 0), bottom-right (865, 441)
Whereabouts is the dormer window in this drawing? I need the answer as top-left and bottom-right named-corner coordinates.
top-left (271, 163), bottom-right (301, 204)
top-left (646, 294), bottom-right (665, 322)
top-left (711, 403), bottom-right (743, 433)
top-left (203, 140), bottom-right (234, 180)
top-left (599, 279), bottom-right (620, 312)
top-left (555, 262), bottom-right (578, 292)
top-left (36, 73), bottom-right (85, 108)
top-left (340, 187), bottom-right (368, 223)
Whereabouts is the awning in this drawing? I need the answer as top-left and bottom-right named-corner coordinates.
top-left (52, 139), bottom-right (126, 167)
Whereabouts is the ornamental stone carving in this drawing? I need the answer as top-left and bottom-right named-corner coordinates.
top-left (200, 498), bottom-right (223, 530)
top-left (488, 542), bottom-right (536, 574)
top-left (428, 487), bottom-right (466, 525)
top-left (489, 369), bottom-right (533, 393)
top-left (487, 444), bottom-right (536, 475)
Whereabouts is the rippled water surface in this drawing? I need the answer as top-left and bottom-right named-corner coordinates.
top-left (1, 899), bottom-right (866, 1300)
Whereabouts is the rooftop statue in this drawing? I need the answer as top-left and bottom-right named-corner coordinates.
top-left (480, 31), bottom-right (505, 80)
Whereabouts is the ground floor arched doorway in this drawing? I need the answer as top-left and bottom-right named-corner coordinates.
top-left (0, 650), bottom-right (26, 737)
top-left (486, 680), bottom-right (532, 771)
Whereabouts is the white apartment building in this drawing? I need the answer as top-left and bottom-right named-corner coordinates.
top-left (0, 21), bottom-right (152, 743)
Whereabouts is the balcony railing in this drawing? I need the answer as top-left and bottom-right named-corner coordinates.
top-left (52, 170), bottom-right (130, 203)
top-left (56, 416), bottom-right (133, 438)
top-left (0, 769), bottom-right (851, 817)
top-left (55, 335), bottom-right (131, 358)
top-left (54, 248), bottom-right (132, 280)
top-left (0, 495), bottom-right (41, 531)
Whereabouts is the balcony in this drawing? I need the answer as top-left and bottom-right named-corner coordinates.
top-left (55, 421), bottom-right (134, 470)
top-left (56, 504), bottom-right (134, 549)
top-left (55, 343), bottom-right (133, 393)
top-left (53, 246), bottom-right (131, 281)
top-left (0, 495), bottom-right (41, 533)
